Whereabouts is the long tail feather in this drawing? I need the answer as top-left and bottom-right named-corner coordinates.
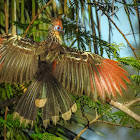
top-left (14, 61), bottom-right (77, 128)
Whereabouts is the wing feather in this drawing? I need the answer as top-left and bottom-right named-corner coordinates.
top-left (0, 35), bottom-right (39, 84)
top-left (78, 62), bottom-right (84, 96)
top-left (53, 46), bottom-right (130, 101)
top-left (88, 63), bottom-right (98, 101)
top-left (71, 59), bottom-right (75, 93)
top-left (66, 58), bottom-right (70, 91)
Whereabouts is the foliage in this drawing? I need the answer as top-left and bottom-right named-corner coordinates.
top-left (31, 132), bottom-right (64, 140)
top-left (118, 57), bottom-right (140, 70)
top-left (131, 75), bottom-right (140, 84)
top-left (0, 113), bottom-right (64, 140)
top-left (73, 95), bottom-right (140, 129)
top-left (0, 83), bottom-right (25, 101)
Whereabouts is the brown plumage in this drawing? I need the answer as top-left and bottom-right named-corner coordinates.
top-left (0, 17), bottom-right (130, 128)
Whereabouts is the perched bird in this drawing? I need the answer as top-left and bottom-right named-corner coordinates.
top-left (0, 17), bottom-right (130, 128)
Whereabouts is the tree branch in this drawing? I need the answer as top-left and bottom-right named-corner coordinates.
top-left (124, 98), bottom-right (140, 107)
top-left (109, 100), bottom-right (140, 123)
top-left (73, 107), bottom-right (114, 140)
top-left (74, 98), bottom-right (140, 140)
top-left (93, 0), bottom-right (139, 59)
top-left (23, 0), bottom-right (53, 37)
top-left (96, 120), bottom-right (140, 129)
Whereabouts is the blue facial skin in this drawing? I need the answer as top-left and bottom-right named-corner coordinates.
top-left (54, 26), bottom-right (64, 34)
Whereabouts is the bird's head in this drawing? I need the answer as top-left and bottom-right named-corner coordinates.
top-left (51, 17), bottom-right (63, 35)
top-left (45, 16), bottom-right (63, 45)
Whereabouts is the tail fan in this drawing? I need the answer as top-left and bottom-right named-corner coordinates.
top-left (14, 61), bottom-right (77, 128)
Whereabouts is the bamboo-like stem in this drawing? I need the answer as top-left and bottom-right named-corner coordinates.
top-left (21, 0), bottom-right (25, 24)
top-left (64, 0), bottom-right (67, 17)
top-left (4, 0), bottom-right (9, 34)
top-left (123, 0), bottom-right (137, 47)
top-left (20, 0), bottom-right (25, 34)
top-left (23, 0), bottom-right (53, 38)
top-left (4, 107), bottom-right (8, 140)
top-left (87, 0), bottom-right (92, 52)
top-left (11, 0), bottom-right (16, 35)
top-left (32, 0), bottom-right (35, 19)
top-left (90, 1), bottom-right (98, 54)
top-left (111, 0), bottom-right (114, 20)
top-left (93, 0), bottom-right (139, 59)
top-left (32, 0), bottom-right (36, 39)
top-left (37, 3), bottom-right (43, 38)
top-left (95, 5), bottom-right (100, 39)
top-left (134, 0), bottom-right (140, 53)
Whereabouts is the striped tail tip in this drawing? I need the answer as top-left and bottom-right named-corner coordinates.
top-left (14, 62), bottom-right (77, 128)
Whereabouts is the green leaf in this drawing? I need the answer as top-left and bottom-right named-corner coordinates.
top-left (118, 57), bottom-right (140, 70)
top-left (131, 75), bottom-right (140, 84)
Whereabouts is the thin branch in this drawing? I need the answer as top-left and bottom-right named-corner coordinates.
top-left (96, 120), bottom-right (140, 129)
top-left (23, 0), bottom-right (53, 38)
top-left (93, 0), bottom-right (139, 59)
top-left (125, 32), bottom-right (139, 36)
top-left (73, 107), bottom-right (114, 140)
top-left (110, 100), bottom-right (140, 123)
top-left (74, 98), bottom-right (140, 140)
top-left (81, 105), bottom-right (89, 125)
top-left (134, 0), bottom-right (140, 49)
top-left (124, 98), bottom-right (140, 107)
top-left (4, 107), bottom-right (8, 140)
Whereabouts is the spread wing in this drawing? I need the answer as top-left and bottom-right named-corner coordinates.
top-left (0, 35), bottom-right (41, 84)
top-left (52, 46), bottom-right (131, 102)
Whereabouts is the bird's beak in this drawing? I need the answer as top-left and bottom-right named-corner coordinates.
top-left (60, 29), bottom-right (64, 34)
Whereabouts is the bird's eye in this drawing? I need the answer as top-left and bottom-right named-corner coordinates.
top-left (54, 26), bottom-right (61, 31)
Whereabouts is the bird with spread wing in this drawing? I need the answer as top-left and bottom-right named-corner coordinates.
top-left (0, 17), bottom-right (130, 128)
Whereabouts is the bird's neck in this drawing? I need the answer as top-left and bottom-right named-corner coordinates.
top-left (45, 29), bottom-right (62, 46)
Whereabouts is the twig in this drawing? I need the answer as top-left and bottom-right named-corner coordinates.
top-left (96, 120), bottom-right (140, 129)
top-left (73, 107), bottom-right (114, 140)
top-left (93, 0), bottom-right (139, 59)
top-left (81, 105), bottom-right (89, 125)
top-left (23, 0), bottom-right (53, 38)
top-left (124, 98), bottom-right (140, 107)
top-left (74, 98), bottom-right (140, 140)
top-left (125, 32), bottom-right (139, 36)
top-left (4, 107), bottom-right (8, 140)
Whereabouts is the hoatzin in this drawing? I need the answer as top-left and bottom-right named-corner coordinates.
top-left (0, 17), bottom-right (130, 128)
